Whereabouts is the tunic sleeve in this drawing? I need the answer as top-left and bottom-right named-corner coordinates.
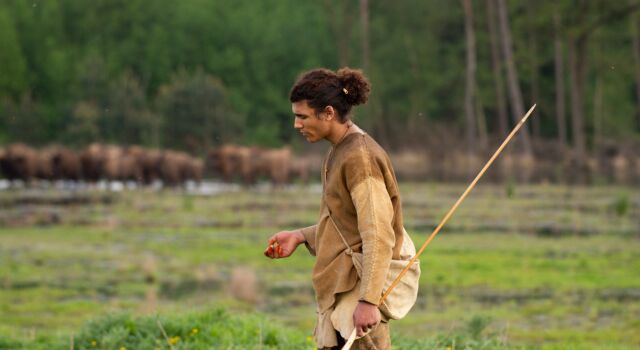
top-left (346, 144), bottom-right (395, 305)
top-left (300, 224), bottom-right (317, 256)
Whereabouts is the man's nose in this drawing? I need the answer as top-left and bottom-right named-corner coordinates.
top-left (293, 117), bottom-right (302, 129)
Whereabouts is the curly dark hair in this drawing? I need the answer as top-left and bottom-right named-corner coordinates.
top-left (289, 67), bottom-right (371, 122)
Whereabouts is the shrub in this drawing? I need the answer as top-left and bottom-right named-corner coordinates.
top-left (2, 309), bottom-right (529, 350)
top-left (611, 192), bottom-right (630, 217)
top-left (71, 309), bottom-right (307, 350)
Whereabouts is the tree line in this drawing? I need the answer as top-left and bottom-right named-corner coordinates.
top-left (1, 1), bottom-right (639, 173)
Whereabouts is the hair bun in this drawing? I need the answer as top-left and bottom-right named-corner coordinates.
top-left (337, 67), bottom-right (371, 106)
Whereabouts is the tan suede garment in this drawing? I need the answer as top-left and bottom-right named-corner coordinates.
top-left (301, 133), bottom-right (405, 313)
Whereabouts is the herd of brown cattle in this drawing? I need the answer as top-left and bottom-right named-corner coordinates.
top-left (4, 141), bottom-right (637, 187)
top-left (206, 144), bottom-right (311, 185)
top-left (0, 143), bottom-right (203, 187)
top-left (0, 143), bottom-right (312, 187)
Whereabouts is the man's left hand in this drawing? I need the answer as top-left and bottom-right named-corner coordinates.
top-left (353, 300), bottom-right (381, 337)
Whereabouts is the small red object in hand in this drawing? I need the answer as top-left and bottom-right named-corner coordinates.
top-left (264, 240), bottom-right (281, 258)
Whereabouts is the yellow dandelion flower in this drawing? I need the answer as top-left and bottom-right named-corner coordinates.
top-left (90, 340), bottom-right (97, 347)
top-left (447, 347), bottom-right (452, 350)
top-left (306, 335), bottom-right (313, 343)
top-left (120, 347), bottom-right (126, 350)
top-left (191, 328), bottom-right (199, 335)
top-left (169, 336), bottom-right (180, 345)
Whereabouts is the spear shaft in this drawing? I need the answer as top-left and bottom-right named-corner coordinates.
top-left (342, 104), bottom-right (537, 350)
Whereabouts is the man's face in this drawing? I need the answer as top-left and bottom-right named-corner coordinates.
top-left (292, 100), bottom-right (331, 143)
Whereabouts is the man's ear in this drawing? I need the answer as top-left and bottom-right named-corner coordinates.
top-left (323, 106), bottom-right (336, 121)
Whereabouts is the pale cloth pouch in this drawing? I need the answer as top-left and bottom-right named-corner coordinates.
top-left (328, 215), bottom-right (421, 320)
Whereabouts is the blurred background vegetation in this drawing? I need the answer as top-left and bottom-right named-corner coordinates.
top-left (0, 2), bottom-right (639, 349)
top-left (1, 0), bottom-right (640, 156)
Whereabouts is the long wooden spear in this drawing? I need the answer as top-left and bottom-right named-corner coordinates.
top-left (342, 104), bottom-right (537, 349)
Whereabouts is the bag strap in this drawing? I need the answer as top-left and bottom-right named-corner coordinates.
top-left (323, 151), bottom-right (354, 256)
top-left (327, 211), bottom-right (353, 256)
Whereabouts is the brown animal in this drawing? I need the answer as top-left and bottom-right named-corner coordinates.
top-left (0, 147), bottom-right (7, 179)
top-left (80, 143), bottom-right (128, 184)
top-left (118, 150), bottom-right (143, 183)
top-left (186, 157), bottom-right (204, 184)
top-left (36, 146), bottom-right (56, 180)
top-left (52, 146), bottom-right (82, 181)
top-left (207, 144), bottom-right (239, 182)
top-left (634, 156), bottom-right (640, 185)
top-left (144, 149), bottom-right (164, 185)
top-left (102, 144), bottom-right (124, 181)
top-left (160, 150), bottom-right (196, 187)
top-left (290, 156), bottom-right (311, 184)
top-left (127, 146), bottom-right (163, 185)
top-left (256, 146), bottom-right (291, 185)
top-left (33, 145), bottom-right (83, 183)
top-left (206, 147), bottom-right (223, 180)
top-left (159, 150), bottom-right (181, 186)
top-left (81, 143), bottom-right (106, 182)
top-left (2, 143), bottom-right (39, 184)
top-left (207, 144), bottom-right (258, 184)
top-left (238, 146), bottom-right (260, 184)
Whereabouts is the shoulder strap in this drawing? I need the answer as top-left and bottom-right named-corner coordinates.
top-left (327, 211), bottom-right (353, 255)
top-left (323, 143), bottom-right (356, 256)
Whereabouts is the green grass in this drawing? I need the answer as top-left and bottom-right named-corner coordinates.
top-left (0, 183), bottom-right (638, 348)
top-left (0, 308), bottom-right (310, 350)
top-left (0, 308), bottom-right (532, 350)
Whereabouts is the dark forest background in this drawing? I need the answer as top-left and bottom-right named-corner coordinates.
top-left (1, 0), bottom-right (640, 164)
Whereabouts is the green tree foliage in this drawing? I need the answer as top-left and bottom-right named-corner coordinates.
top-left (156, 69), bottom-right (239, 153)
top-left (105, 72), bottom-right (159, 146)
top-left (0, 0), bottom-right (638, 151)
top-left (367, 1), bottom-right (466, 144)
top-left (0, 8), bottom-right (28, 98)
top-left (1, 94), bottom-right (48, 145)
top-left (66, 101), bottom-right (101, 146)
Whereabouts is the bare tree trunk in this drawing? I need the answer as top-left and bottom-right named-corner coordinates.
top-left (566, 1), bottom-right (640, 183)
top-left (565, 1), bottom-right (589, 179)
top-left (527, 1), bottom-right (540, 140)
top-left (403, 35), bottom-right (428, 145)
top-left (487, 0), bottom-right (508, 138)
top-left (475, 83), bottom-right (489, 151)
top-left (496, 0), bottom-right (533, 156)
top-left (554, 5), bottom-right (567, 149)
top-left (360, 0), bottom-right (370, 73)
top-left (593, 75), bottom-right (603, 152)
top-left (568, 36), bottom-right (588, 172)
top-left (631, 0), bottom-right (640, 131)
top-left (592, 7), bottom-right (605, 155)
top-left (323, 0), bottom-right (355, 67)
top-left (463, 0), bottom-right (477, 174)
top-left (566, 1), bottom-right (640, 182)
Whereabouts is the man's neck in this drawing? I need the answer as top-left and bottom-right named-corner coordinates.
top-left (327, 121), bottom-right (354, 145)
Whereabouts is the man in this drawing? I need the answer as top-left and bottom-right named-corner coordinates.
top-left (265, 67), bottom-right (413, 350)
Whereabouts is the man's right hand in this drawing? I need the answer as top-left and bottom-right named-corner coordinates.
top-left (264, 230), bottom-right (305, 259)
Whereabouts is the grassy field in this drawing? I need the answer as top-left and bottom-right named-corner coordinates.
top-left (1, 308), bottom-right (532, 350)
top-left (0, 182), bottom-right (638, 349)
